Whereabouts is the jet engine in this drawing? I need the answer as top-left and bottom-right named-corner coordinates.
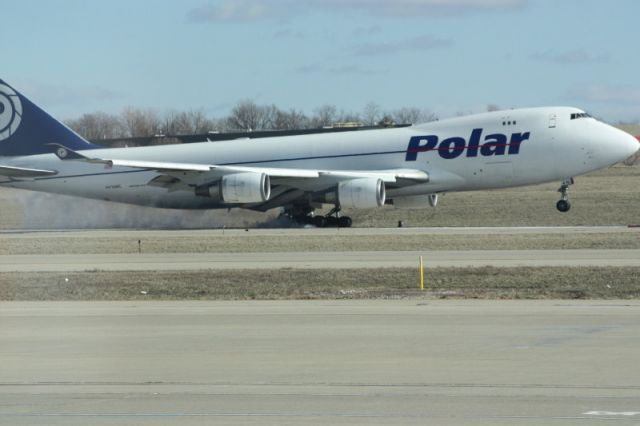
top-left (391, 194), bottom-right (438, 209)
top-left (335, 178), bottom-right (386, 209)
top-left (195, 172), bottom-right (270, 203)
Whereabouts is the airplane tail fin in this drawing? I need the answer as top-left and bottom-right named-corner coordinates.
top-left (0, 79), bottom-right (101, 157)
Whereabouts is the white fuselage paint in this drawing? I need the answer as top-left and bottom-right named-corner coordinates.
top-left (0, 107), bottom-right (637, 210)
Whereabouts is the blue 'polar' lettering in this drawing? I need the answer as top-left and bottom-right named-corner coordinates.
top-left (439, 137), bottom-right (466, 159)
top-left (405, 128), bottom-right (530, 161)
top-left (480, 134), bottom-right (507, 156)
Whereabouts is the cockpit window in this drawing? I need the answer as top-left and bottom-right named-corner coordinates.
top-left (570, 112), bottom-right (591, 120)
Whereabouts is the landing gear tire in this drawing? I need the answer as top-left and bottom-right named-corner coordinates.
top-left (338, 216), bottom-right (352, 228)
top-left (320, 205), bottom-right (353, 228)
top-left (556, 178), bottom-right (574, 213)
top-left (325, 216), bottom-right (339, 227)
top-left (556, 199), bottom-right (571, 212)
top-left (311, 215), bottom-right (353, 228)
top-left (289, 204), bottom-right (355, 228)
top-left (312, 215), bottom-right (327, 227)
top-left (291, 215), bottom-right (310, 225)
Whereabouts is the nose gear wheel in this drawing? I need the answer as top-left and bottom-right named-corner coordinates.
top-left (556, 178), bottom-right (574, 212)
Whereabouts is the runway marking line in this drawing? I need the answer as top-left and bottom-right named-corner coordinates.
top-left (584, 411), bottom-right (640, 416)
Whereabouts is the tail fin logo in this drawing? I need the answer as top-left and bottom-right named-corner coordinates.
top-left (0, 83), bottom-right (23, 142)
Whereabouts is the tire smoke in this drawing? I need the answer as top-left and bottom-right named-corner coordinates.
top-left (9, 189), bottom-right (291, 229)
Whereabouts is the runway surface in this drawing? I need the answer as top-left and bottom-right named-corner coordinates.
top-left (0, 225), bottom-right (635, 238)
top-left (1, 301), bottom-right (639, 425)
top-left (1, 249), bottom-right (639, 271)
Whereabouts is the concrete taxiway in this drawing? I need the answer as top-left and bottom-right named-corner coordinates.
top-left (1, 249), bottom-right (639, 272)
top-left (1, 301), bottom-right (639, 425)
top-left (0, 225), bottom-right (636, 238)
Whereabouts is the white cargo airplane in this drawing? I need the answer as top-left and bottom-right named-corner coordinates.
top-left (0, 78), bottom-right (637, 227)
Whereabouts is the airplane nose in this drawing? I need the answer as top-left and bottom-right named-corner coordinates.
top-left (597, 126), bottom-right (640, 165)
top-left (613, 129), bottom-right (640, 160)
top-left (626, 133), bottom-right (640, 156)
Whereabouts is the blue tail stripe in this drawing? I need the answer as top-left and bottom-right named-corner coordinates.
top-left (0, 79), bottom-right (101, 156)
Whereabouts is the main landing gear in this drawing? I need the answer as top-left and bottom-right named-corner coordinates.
top-left (288, 206), bottom-right (353, 228)
top-left (310, 214), bottom-right (353, 228)
top-left (321, 206), bottom-right (353, 228)
top-left (556, 178), bottom-right (574, 212)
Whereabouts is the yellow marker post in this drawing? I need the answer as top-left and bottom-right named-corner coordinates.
top-left (419, 256), bottom-right (424, 291)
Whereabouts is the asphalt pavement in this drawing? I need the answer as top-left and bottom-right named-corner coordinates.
top-left (1, 300), bottom-right (639, 425)
top-left (1, 249), bottom-right (639, 272)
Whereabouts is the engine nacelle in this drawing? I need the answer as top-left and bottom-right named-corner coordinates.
top-left (222, 172), bottom-right (270, 203)
top-left (337, 178), bottom-right (385, 209)
top-left (195, 172), bottom-right (270, 203)
top-left (392, 194), bottom-right (438, 209)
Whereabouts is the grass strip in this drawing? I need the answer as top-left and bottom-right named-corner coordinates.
top-left (1, 266), bottom-right (639, 300)
top-left (2, 232), bottom-right (640, 255)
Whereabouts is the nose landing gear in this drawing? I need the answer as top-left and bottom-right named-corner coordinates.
top-left (556, 178), bottom-right (574, 212)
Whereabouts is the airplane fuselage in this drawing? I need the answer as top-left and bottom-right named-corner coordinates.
top-left (0, 106), bottom-right (636, 210)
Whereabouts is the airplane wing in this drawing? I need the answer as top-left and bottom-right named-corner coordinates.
top-left (49, 144), bottom-right (428, 206)
top-left (0, 165), bottom-right (58, 178)
top-left (91, 158), bottom-right (427, 184)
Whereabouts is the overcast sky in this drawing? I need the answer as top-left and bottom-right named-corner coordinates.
top-left (2, 0), bottom-right (639, 122)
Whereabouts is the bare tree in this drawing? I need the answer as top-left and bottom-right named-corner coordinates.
top-left (392, 107), bottom-right (420, 124)
top-left (391, 107), bottom-right (437, 125)
top-left (486, 104), bottom-right (501, 112)
top-left (189, 109), bottom-right (215, 133)
top-left (163, 110), bottom-right (187, 135)
top-left (65, 112), bottom-right (126, 140)
top-left (121, 107), bottom-right (162, 137)
top-left (226, 100), bottom-right (277, 131)
top-left (362, 102), bottom-right (381, 126)
top-left (65, 99), bottom-right (448, 143)
top-left (163, 109), bottom-right (215, 135)
top-left (378, 114), bottom-right (395, 127)
top-left (311, 104), bottom-right (337, 127)
top-left (274, 108), bottom-right (310, 130)
top-left (336, 109), bottom-right (361, 124)
top-left (419, 109), bottom-right (438, 123)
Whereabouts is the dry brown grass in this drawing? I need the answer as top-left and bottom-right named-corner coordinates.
top-left (1, 267), bottom-right (638, 301)
top-left (1, 231), bottom-right (639, 255)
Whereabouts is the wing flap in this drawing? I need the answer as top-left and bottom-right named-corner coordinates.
top-left (318, 169), bottom-right (428, 183)
top-left (0, 165), bottom-right (58, 178)
top-left (102, 159), bottom-right (212, 172)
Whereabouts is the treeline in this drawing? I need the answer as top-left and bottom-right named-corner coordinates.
top-left (64, 100), bottom-right (437, 140)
